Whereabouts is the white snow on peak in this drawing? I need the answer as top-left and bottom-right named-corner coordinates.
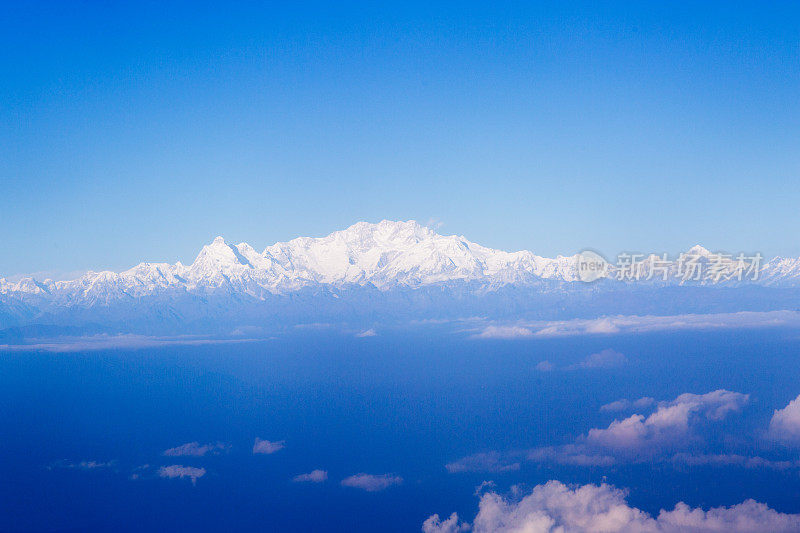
top-left (0, 221), bottom-right (795, 304)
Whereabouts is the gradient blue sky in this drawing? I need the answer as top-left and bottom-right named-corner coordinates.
top-left (2, 1), bottom-right (798, 276)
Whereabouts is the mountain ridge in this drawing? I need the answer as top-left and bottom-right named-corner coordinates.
top-left (1, 220), bottom-right (797, 301)
top-left (1, 220), bottom-right (798, 335)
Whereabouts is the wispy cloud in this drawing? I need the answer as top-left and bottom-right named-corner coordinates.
top-left (671, 453), bottom-right (799, 471)
top-left (163, 441), bottom-right (229, 457)
top-left (253, 438), bottom-right (285, 455)
top-left (445, 451), bottom-right (520, 474)
top-left (48, 460), bottom-right (116, 471)
top-left (472, 310), bottom-right (800, 340)
top-left (356, 329), bottom-right (377, 338)
top-left (158, 465), bottom-right (206, 485)
top-left (0, 334), bottom-right (264, 353)
top-left (341, 473), bottom-right (402, 492)
top-left (293, 470), bottom-right (328, 483)
top-left (473, 325), bottom-right (533, 339)
top-left (600, 397), bottom-right (656, 412)
top-left (422, 480), bottom-right (800, 533)
top-left (567, 348), bottom-right (627, 370)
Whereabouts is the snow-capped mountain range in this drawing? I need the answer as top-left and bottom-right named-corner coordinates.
top-left (2, 220), bottom-right (800, 304)
top-left (1, 220), bottom-right (798, 335)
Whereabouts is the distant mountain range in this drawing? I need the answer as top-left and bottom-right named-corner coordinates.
top-left (2, 220), bottom-right (799, 337)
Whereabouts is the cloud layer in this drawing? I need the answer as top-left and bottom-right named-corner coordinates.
top-left (423, 480), bottom-right (800, 533)
top-left (473, 310), bottom-right (800, 340)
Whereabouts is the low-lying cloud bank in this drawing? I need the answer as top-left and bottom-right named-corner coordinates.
top-left (473, 310), bottom-right (800, 339)
top-left (0, 334), bottom-right (263, 352)
top-left (423, 480), bottom-right (800, 533)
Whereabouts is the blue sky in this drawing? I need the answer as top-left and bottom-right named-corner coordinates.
top-left (1, 1), bottom-right (798, 276)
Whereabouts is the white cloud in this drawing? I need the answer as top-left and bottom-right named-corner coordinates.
top-left (468, 310), bottom-right (800, 340)
top-left (293, 469), bottom-right (328, 483)
top-left (163, 441), bottom-right (229, 457)
top-left (535, 360), bottom-right (554, 371)
top-left (423, 513), bottom-right (470, 533)
top-left (585, 390), bottom-right (748, 453)
top-left (422, 480), bottom-right (800, 533)
top-left (356, 329), bottom-right (377, 337)
top-left (474, 326), bottom-right (534, 339)
top-left (450, 390), bottom-right (751, 472)
top-left (768, 394), bottom-right (800, 445)
top-left (341, 473), bottom-right (402, 492)
top-left (253, 438), bottom-right (285, 455)
top-left (526, 445), bottom-right (616, 467)
top-left (584, 318), bottom-right (621, 334)
top-left (671, 453), bottom-right (797, 471)
top-left (568, 348), bottom-right (627, 370)
top-left (522, 390), bottom-right (749, 466)
top-left (49, 460), bottom-right (116, 471)
top-left (600, 397), bottom-right (656, 412)
top-left (446, 452), bottom-right (521, 474)
top-left (158, 465), bottom-right (206, 485)
top-left (0, 334), bottom-right (262, 353)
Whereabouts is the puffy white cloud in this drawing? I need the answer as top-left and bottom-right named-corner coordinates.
top-left (158, 465), bottom-right (206, 485)
top-left (522, 390), bottom-right (749, 467)
top-left (450, 391), bottom-right (751, 472)
top-left (768, 394), bottom-right (800, 445)
top-left (423, 480), bottom-right (800, 533)
top-left (446, 452), bottom-right (521, 474)
top-left (585, 390), bottom-right (748, 453)
top-left (423, 513), bottom-right (470, 533)
top-left (253, 438), bottom-right (285, 454)
top-left (474, 326), bottom-right (534, 339)
top-left (356, 329), bottom-right (377, 337)
top-left (293, 469), bottom-right (328, 483)
top-left (163, 441), bottom-right (229, 457)
top-left (536, 360), bottom-right (554, 371)
top-left (568, 349), bottom-right (627, 370)
top-left (340, 473), bottom-right (402, 492)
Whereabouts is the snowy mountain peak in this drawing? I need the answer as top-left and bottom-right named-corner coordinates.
top-left (2, 222), bottom-right (799, 311)
top-left (685, 244), bottom-right (713, 257)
